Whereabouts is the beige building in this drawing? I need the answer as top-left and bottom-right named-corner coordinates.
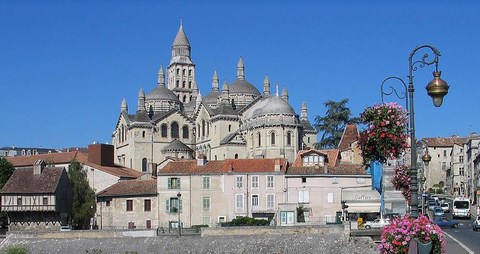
top-left (157, 158), bottom-right (288, 228)
top-left (96, 180), bottom-right (157, 230)
top-left (112, 23), bottom-right (317, 172)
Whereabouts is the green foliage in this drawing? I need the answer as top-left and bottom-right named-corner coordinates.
top-left (4, 246), bottom-right (28, 254)
top-left (314, 99), bottom-right (360, 149)
top-left (0, 157), bottom-right (15, 189)
top-left (0, 157), bottom-right (15, 228)
top-left (68, 160), bottom-right (96, 230)
top-left (220, 217), bottom-right (269, 227)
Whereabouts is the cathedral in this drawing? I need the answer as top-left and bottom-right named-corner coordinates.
top-left (112, 23), bottom-right (317, 172)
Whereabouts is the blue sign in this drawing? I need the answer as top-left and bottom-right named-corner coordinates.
top-left (370, 161), bottom-right (382, 194)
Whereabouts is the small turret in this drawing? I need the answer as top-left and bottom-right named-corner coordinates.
top-left (275, 82), bottom-right (279, 97)
top-left (121, 97), bottom-right (128, 112)
top-left (263, 75), bottom-right (270, 96)
top-left (212, 70), bottom-right (219, 92)
top-left (157, 65), bottom-right (165, 86)
top-left (236, 57), bottom-right (245, 80)
top-left (281, 86), bottom-right (289, 102)
top-left (301, 101), bottom-right (308, 121)
top-left (137, 87), bottom-right (146, 111)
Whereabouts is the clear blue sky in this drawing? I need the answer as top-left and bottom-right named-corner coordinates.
top-left (1, 0), bottom-right (479, 149)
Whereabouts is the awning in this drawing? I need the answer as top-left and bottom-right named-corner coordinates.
top-left (344, 202), bottom-right (381, 213)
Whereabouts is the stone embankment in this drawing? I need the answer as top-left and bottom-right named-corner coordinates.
top-left (0, 225), bottom-right (378, 254)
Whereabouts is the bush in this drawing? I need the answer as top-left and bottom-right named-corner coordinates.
top-left (4, 246), bottom-right (28, 254)
top-left (220, 217), bottom-right (269, 227)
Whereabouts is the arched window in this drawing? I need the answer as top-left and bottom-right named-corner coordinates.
top-left (228, 125), bottom-right (232, 132)
top-left (183, 95), bottom-right (186, 102)
top-left (287, 132), bottom-right (292, 146)
top-left (142, 158), bottom-right (147, 172)
top-left (182, 126), bottom-right (189, 139)
top-left (207, 122), bottom-right (210, 136)
top-left (142, 131), bottom-right (145, 138)
top-left (271, 132), bottom-right (276, 145)
top-left (171, 122), bottom-right (179, 138)
top-left (258, 133), bottom-right (261, 147)
top-left (202, 120), bottom-right (206, 137)
top-left (182, 69), bottom-right (186, 76)
top-left (22, 150), bottom-right (25, 156)
top-left (235, 154), bottom-right (238, 159)
top-left (161, 124), bottom-right (168, 138)
top-left (27, 150), bottom-right (31, 156)
top-left (182, 81), bottom-right (186, 88)
top-left (189, 70), bottom-right (192, 76)
top-left (189, 81), bottom-right (192, 88)
top-left (176, 68), bottom-right (180, 75)
top-left (197, 124), bottom-right (201, 138)
top-left (176, 80), bottom-right (179, 87)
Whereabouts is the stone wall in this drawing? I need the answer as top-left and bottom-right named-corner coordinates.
top-left (0, 224), bottom-right (378, 254)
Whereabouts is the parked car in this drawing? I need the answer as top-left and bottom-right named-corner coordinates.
top-left (428, 201), bottom-right (438, 211)
top-left (440, 203), bottom-right (450, 213)
top-left (363, 218), bottom-right (390, 230)
top-left (473, 216), bottom-right (480, 231)
top-left (433, 217), bottom-right (458, 228)
top-left (433, 206), bottom-right (444, 217)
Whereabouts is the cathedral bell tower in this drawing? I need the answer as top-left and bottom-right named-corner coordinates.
top-left (167, 21), bottom-right (198, 104)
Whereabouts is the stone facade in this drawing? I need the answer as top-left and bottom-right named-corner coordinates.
top-left (112, 23), bottom-right (317, 172)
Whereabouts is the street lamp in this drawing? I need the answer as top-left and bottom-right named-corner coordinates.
top-left (380, 45), bottom-right (449, 218)
top-left (417, 139), bottom-right (431, 215)
top-left (177, 192), bottom-right (182, 236)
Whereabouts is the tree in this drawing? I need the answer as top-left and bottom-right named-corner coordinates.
top-left (68, 160), bottom-right (96, 229)
top-left (0, 157), bottom-right (15, 228)
top-left (314, 99), bottom-right (360, 149)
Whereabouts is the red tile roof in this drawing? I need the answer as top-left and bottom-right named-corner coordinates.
top-left (288, 149), bottom-right (366, 175)
top-left (7, 151), bottom-right (87, 167)
top-left (96, 179), bottom-right (157, 197)
top-left (423, 137), bottom-right (470, 147)
top-left (338, 123), bottom-right (359, 151)
top-left (7, 151), bottom-right (142, 179)
top-left (159, 158), bottom-right (288, 174)
top-left (1, 167), bottom-right (67, 194)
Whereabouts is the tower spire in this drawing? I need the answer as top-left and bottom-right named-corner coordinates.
top-left (237, 57), bottom-right (245, 80)
top-left (157, 65), bottom-right (165, 86)
top-left (137, 87), bottom-right (146, 111)
top-left (263, 74), bottom-right (270, 96)
top-left (121, 97), bottom-right (128, 112)
top-left (301, 101), bottom-right (308, 121)
top-left (281, 86), bottom-right (289, 102)
top-left (212, 70), bottom-right (219, 91)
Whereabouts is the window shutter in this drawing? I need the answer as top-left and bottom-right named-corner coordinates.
top-left (298, 191), bottom-right (303, 203)
top-left (179, 199), bottom-right (183, 212)
top-left (166, 199), bottom-right (170, 213)
top-left (178, 179), bottom-right (181, 189)
top-left (168, 178), bottom-right (171, 189)
top-left (305, 191), bottom-right (310, 203)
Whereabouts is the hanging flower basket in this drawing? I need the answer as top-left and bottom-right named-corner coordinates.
top-left (379, 215), bottom-right (446, 254)
top-left (359, 102), bottom-right (408, 164)
top-left (391, 165), bottom-right (411, 202)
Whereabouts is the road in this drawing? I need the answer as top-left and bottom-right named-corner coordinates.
top-left (434, 197), bottom-right (479, 253)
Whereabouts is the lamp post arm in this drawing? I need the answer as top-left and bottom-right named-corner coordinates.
top-left (380, 76), bottom-right (409, 114)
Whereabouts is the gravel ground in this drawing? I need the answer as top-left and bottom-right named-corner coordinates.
top-left (0, 234), bottom-right (378, 254)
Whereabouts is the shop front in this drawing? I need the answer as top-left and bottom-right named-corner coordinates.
top-left (342, 187), bottom-right (381, 227)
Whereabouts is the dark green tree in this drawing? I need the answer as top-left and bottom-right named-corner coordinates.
top-left (314, 99), bottom-right (361, 149)
top-left (0, 157), bottom-right (15, 228)
top-left (68, 160), bottom-right (96, 229)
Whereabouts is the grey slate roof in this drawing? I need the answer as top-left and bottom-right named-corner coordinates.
top-left (146, 85), bottom-right (180, 102)
top-left (203, 90), bottom-right (221, 105)
top-left (229, 79), bottom-right (260, 95)
top-left (133, 110), bottom-right (152, 123)
top-left (162, 139), bottom-right (193, 153)
top-left (172, 25), bottom-right (190, 47)
top-left (252, 96), bottom-right (295, 118)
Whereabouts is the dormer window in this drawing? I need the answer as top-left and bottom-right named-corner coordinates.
top-left (303, 154), bottom-right (325, 166)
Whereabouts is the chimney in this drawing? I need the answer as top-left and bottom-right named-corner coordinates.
top-left (88, 144), bottom-right (114, 166)
top-left (197, 154), bottom-right (207, 166)
top-left (33, 160), bottom-right (45, 175)
top-left (274, 159), bottom-right (281, 172)
top-left (148, 162), bottom-right (157, 176)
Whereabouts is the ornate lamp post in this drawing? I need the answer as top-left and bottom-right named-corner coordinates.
top-left (380, 45), bottom-right (449, 218)
top-left (417, 139), bottom-right (432, 215)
